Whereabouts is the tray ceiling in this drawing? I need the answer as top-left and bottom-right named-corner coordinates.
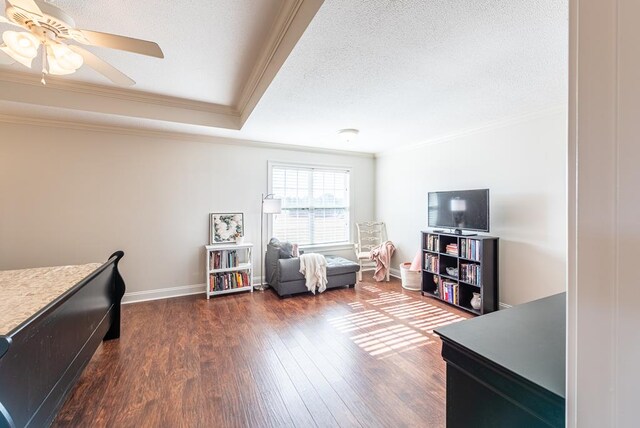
top-left (0, 0), bottom-right (568, 154)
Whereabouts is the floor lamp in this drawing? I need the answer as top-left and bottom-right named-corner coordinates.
top-left (258, 193), bottom-right (281, 290)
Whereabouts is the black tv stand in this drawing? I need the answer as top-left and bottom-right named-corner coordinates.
top-left (421, 230), bottom-right (499, 315)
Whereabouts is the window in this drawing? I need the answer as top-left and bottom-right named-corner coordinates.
top-left (271, 164), bottom-right (350, 245)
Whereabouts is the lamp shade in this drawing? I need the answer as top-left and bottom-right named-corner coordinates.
top-left (263, 198), bottom-right (282, 214)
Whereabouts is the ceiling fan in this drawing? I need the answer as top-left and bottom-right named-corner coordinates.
top-left (0, 0), bottom-right (163, 86)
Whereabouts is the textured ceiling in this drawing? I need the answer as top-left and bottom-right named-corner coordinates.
top-left (239, 0), bottom-right (568, 152)
top-left (0, 0), bottom-right (568, 153)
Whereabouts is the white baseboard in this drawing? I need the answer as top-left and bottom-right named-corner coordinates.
top-left (121, 275), bottom-right (514, 310)
top-left (389, 267), bottom-right (402, 278)
top-left (122, 276), bottom-right (263, 304)
top-left (122, 283), bottom-right (205, 304)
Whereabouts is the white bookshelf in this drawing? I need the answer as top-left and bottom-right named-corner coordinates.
top-left (205, 243), bottom-right (253, 299)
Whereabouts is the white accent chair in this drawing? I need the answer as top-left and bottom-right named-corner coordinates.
top-left (354, 221), bottom-right (389, 281)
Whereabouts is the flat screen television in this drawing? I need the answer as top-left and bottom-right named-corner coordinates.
top-left (428, 189), bottom-right (490, 234)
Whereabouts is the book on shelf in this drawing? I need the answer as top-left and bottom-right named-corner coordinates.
top-left (439, 279), bottom-right (459, 305)
top-left (460, 263), bottom-right (481, 285)
top-left (209, 249), bottom-right (241, 270)
top-left (461, 238), bottom-right (480, 260)
top-left (424, 253), bottom-right (439, 272)
top-left (210, 271), bottom-right (250, 292)
top-left (426, 234), bottom-right (440, 252)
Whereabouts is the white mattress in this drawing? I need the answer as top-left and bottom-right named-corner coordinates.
top-left (0, 263), bottom-right (102, 335)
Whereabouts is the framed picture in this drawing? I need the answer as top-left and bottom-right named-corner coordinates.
top-left (210, 213), bottom-right (244, 244)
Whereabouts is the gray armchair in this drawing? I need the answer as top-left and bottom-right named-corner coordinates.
top-left (265, 238), bottom-right (360, 297)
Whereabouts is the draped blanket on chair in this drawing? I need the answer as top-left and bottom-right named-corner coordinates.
top-left (299, 253), bottom-right (328, 294)
top-left (370, 241), bottom-right (396, 282)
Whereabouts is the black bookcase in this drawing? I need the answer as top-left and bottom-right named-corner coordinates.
top-left (421, 230), bottom-right (499, 315)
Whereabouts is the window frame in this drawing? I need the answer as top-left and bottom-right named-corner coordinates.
top-left (267, 161), bottom-right (354, 249)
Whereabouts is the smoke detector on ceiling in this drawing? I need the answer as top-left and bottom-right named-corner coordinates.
top-left (337, 129), bottom-right (359, 143)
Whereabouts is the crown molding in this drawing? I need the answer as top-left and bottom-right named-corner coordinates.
top-left (0, 75), bottom-right (242, 129)
top-left (374, 104), bottom-right (567, 158)
top-left (236, 0), bottom-right (325, 124)
top-left (0, 113), bottom-right (374, 158)
top-left (0, 70), bottom-right (237, 115)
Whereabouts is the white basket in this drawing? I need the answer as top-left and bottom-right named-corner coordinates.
top-left (400, 262), bottom-right (421, 291)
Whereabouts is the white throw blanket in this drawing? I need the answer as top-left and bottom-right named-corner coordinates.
top-left (299, 253), bottom-right (328, 294)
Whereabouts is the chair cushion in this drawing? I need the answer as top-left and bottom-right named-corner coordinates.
top-left (325, 255), bottom-right (360, 275)
top-left (278, 255), bottom-right (360, 283)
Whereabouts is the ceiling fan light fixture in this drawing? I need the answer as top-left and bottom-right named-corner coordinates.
top-left (47, 59), bottom-right (74, 75)
top-left (46, 53), bottom-right (73, 75)
top-left (337, 129), bottom-right (359, 143)
top-left (0, 0), bottom-right (162, 86)
top-left (50, 43), bottom-right (83, 71)
top-left (3, 30), bottom-right (39, 59)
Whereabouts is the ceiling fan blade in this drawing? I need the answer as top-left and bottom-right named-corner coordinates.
top-left (75, 29), bottom-right (164, 58)
top-left (68, 45), bottom-right (135, 86)
top-left (6, 0), bottom-right (43, 16)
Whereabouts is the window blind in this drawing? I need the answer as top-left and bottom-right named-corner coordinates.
top-left (271, 165), bottom-right (350, 245)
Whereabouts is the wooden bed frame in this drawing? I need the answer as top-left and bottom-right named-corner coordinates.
top-left (0, 251), bottom-right (125, 428)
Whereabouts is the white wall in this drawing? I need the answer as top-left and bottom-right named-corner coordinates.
top-left (568, 0), bottom-right (640, 426)
top-left (0, 122), bottom-right (375, 301)
top-left (375, 108), bottom-right (567, 306)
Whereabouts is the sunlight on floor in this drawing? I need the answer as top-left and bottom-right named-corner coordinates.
top-left (350, 324), bottom-right (432, 356)
top-left (364, 291), bottom-right (412, 306)
top-left (380, 301), bottom-right (466, 330)
top-left (329, 287), bottom-right (467, 358)
top-left (348, 301), bottom-right (365, 310)
top-left (381, 300), bottom-right (444, 319)
top-left (328, 309), bottom-right (394, 332)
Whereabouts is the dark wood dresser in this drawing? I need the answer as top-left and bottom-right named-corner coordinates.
top-left (435, 293), bottom-right (565, 428)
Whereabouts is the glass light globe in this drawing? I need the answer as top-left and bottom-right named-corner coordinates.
top-left (50, 43), bottom-right (83, 71)
top-left (3, 31), bottom-right (39, 59)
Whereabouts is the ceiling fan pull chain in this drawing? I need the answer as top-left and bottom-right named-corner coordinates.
top-left (41, 40), bottom-right (47, 85)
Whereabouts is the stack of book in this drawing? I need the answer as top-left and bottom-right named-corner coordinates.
top-left (445, 243), bottom-right (458, 256)
top-left (209, 271), bottom-right (250, 292)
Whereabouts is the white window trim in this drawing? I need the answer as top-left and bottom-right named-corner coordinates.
top-left (299, 242), bottom-right (356, 253)
top-left (267, 160), bottom-right (354, 248)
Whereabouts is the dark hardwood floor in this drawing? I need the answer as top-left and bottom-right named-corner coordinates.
top-left (53, 274), bottom-right (470, 427)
